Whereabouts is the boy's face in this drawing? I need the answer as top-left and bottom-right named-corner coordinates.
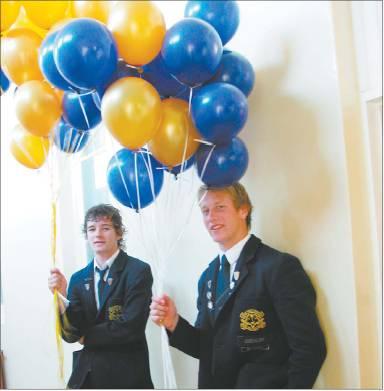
top-left (200, 190), bottom-right (249, 250)
top-left (86, 216), bottom-right (121, 259)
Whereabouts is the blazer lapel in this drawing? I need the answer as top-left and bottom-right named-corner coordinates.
top-left (97, 251), bottom-right (126, 317)
top-left (213, 235), bottom-right (262, 324)
top-left (82, 261), bottom-right (97, 317)
top-left (204, 260), bottom-right (219, 327)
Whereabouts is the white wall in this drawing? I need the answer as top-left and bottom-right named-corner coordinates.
top-left (1, 1), bottom-right (381, 389)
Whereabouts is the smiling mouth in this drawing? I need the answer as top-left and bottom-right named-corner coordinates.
top-left (210, 224), bottom-right (223, 231)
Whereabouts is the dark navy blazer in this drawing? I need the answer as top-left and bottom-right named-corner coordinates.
top-left (61, 250), bottom-right (154, 389)
top-left (169, 235), bottom-right (326, 389)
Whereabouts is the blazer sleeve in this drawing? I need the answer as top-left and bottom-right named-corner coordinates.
top-left (60, 275), bottom-right (85, 343)
top-left (167, 272), bottom-right (206, 358)
top-left (269, 255), bottom-right (326, 388)
top-left (83, 264), bottom-right (153, 347)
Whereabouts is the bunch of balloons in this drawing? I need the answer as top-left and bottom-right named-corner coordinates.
top-left (1, 0), bottom-right (255, 209)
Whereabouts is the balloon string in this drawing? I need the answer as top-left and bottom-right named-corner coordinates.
top-left (134, 152), bottom-right (142, 213)
top-left (77, 94), bottom-right (90, 130)
top-left (114, 152), bottom-right (135, 210)
top-left (188, 87), bottom-right (193, 115)
top-left (47, 145), bottom-right (65, 383)
top-left (200, 144), bottom-right (216, 180)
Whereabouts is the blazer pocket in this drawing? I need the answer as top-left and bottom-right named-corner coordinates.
top-left (107, 297), bottom-right (123, 321)
top-left (237, 335), bottom-right (270, 353)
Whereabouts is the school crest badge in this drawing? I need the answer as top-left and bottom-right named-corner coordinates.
top-left (240, 309), bottom-right (266, 332)
top-left (108, 305), bottom-right (123, 320)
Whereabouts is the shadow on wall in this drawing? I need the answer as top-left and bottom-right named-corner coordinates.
top-left (245, 44), bottom-right (333, 253)
top-left (308, 272), bottom-right (344, 388)
top-left (243, 44), bottom-right (342, 387)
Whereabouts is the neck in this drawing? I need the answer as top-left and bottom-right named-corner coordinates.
top-left (219, 231), bottom-right (249, 251)
top-left (94, 248), bottom-right (119, 266)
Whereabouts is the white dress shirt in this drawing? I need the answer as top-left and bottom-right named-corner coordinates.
top-left (218, 233), bottom-right (251, 281)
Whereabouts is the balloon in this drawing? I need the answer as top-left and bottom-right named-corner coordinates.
top-left (161, 18), bottom-right (222, 87)
top-left (1, 69), bottom-right (10, 94)
top-left (39, 30), bottom-right (77, 91)
top-left (167, 155), bottom-right (195, 177)
top-left (142, 53), bottom-right (186, 98)
top-left (71, 1), bottom-right (112, 24)
top-left (54, 18), bottom-right (118, 90)
top-left (23, 1), bottom-right (69, 30)
top-left (191, 83), bottom-right (248, 144)
top-left (54, 118), bottom-right (90, 153)
top-left (148, 98), bottom-right (201, 168)
top-left (1, 28), bottom-right (44, 85)
top-left (1, 1), bottom-right (21, 32)
top-left (207, 50), bottom-right (255, 97)
top-left (62, 91), bottom-right (101, 131)
top-left (10, 124), bottom-right (50, 169)
top-left (108, 1), bottom-right (166, 66)
top-left (195, 137), bottom-right (248, 186)
top-left (102, 77), bottom-right (162, 150)
top-left (15, 80), bottom-right (62, 137)
top-left (93, 59), bottom-right (140, 110)
top-left (53, 88), bottom-right (64, 104)
top-left (7, 6), bottom-right (47, 39)
top-left (107, 148), bottom-right (164, 210)
top-left (184, 1), bottom-right (239, 46)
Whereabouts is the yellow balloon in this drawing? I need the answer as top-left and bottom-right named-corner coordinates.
top-left (23, 1), bottom-right (69, 30)
top-left (102, 77), bottom-right (162, 150)
top-left (1, 28), bottom-right (44, 85)
top-left (71, 1), bottom-right (112, 24)
top-left (6, 6), bottom-right (48, 39)
top-left (108, 1), bottom-right (166, 66)
top-left (15, 80), bottom-right (62, 137)
top-left (10, 124), bottom-right (50, 169)
top-left (148, 98), bottom-right (201, 168)
top-left (1, 1), bottom-right (21, 32)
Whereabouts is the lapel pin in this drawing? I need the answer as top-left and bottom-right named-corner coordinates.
top-left (234, 271), bottom-right (240, 281)
top-left (107, 278), bottom-right (113, 286)
top-left (84, 283), bottom-right (90, 291)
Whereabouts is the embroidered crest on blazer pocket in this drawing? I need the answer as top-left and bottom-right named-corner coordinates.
top-left (240, 308), bottom-right (266, 331)
top-left (108, 305), bottom-right (123, 320)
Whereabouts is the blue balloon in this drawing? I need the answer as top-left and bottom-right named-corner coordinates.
top-left (1, 68), bottom-right (10, 94)
top-left (207, 49), bottom-right (255, 97)
top-left (161, 18), bottom-right (223, 87)
top-left (191, 82), bottom-right (248, 144)
top-left (39, 31), bottom-right (77, 91)
top-left (167, 155), bottom-right (195, 177)
top-left (54, 18), bottom-right (118, 90)
top-left (107, 149), bottom-right (164, 210)
top-left (93, 59), bottom-right (140, 109)
top-left (54, 118), bottom-right (90, 153)
top-left (142, 53), bottom-right (186, 98)
top-left (195, 137), bottom-right (248, 187)
top-left (62, 91), bottom-right (101, 131)
top-left (184, 1), bottom-right (240, 45)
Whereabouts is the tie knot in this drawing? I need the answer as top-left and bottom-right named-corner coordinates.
top-left (96, 266), bottom-right (108, 280)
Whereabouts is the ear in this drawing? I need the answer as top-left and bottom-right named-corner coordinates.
top-left (238, 205), bottom-right (249, 221)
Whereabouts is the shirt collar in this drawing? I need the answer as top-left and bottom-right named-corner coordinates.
top-left (219, 233), bottom-right (251, 266)
top-left (93, 248), bottom-right (120, 271)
